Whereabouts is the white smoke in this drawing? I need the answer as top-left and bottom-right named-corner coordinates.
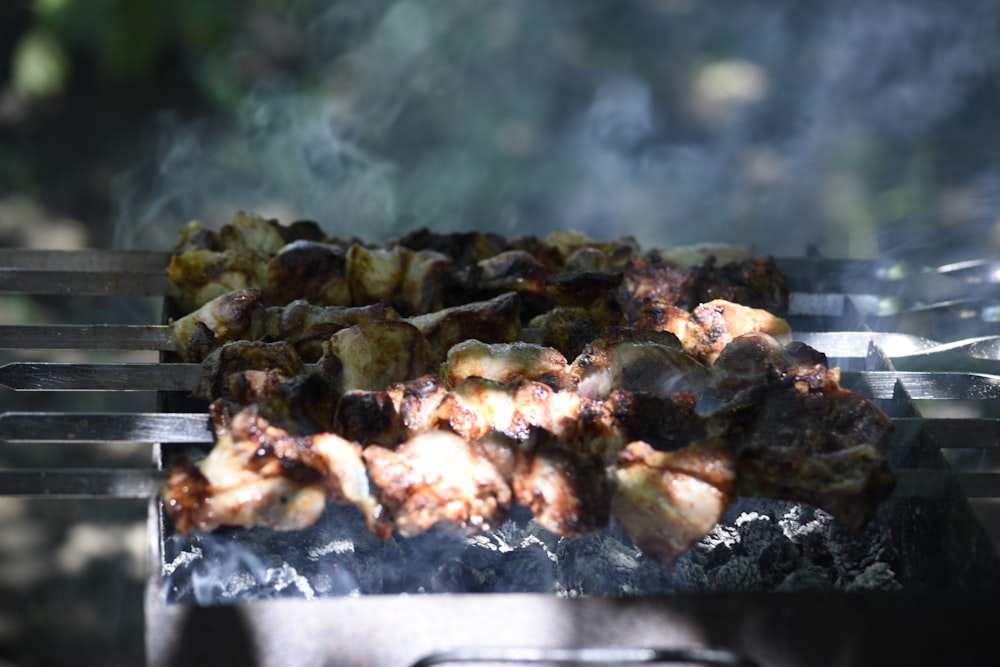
top-left (113, 0), bottom-right (1000, 257)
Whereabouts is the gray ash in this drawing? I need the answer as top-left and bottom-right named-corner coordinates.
top-left (159, 498), bottom-right (901, 605)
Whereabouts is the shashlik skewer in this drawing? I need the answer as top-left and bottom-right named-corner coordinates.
top-left (0, 467), bottom-right (994, 500)
top-left (4, 249), bottom-right (999, 305)
top-left (4, 360), bottom-right (999, 400)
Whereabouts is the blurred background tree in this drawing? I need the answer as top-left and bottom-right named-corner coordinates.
top-left (0, 0), bottom-right (310, 246)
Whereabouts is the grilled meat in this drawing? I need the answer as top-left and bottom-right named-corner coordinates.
top-left (441, 340), bottom-right (571, 390)
top-left (162, 402), bottom-right (382, 536)
top-left (364, 430), bottom-right (513, 537)
top-left (637, 298), bottom-right (791, 365)
top-left (611, 438), bottom-right (736, 568)
top-left (161, 214), bottom-right (896, 569)
top-left (171, 288), bottom-right (266, 362)
top-left (262, 300), bottom-right (398, 363)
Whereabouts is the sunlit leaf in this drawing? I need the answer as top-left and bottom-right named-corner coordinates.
top-left (12, 28), bottom-right (70, 98)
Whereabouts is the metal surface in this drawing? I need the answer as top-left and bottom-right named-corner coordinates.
top-left (0, 469), bottom-right (163, 498)
top-left (0, 363), bottom-right (200, 391)
top-left (144, 590), bottom-right (1000, 667)
top-left (0, 412), bottom-right (211, 443)
top-left (0, 324), bottom-right (175, 351)
top-left (6, 358), bottom-right (1000, 400)
top-left (410, 646), bottom-right (760, 666)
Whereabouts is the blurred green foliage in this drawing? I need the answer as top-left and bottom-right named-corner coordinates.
top-left (11, 0), bottom-right (242, 102)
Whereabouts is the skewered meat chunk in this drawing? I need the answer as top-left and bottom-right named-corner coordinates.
top-left (170, 288), bottom-right (266, 362)
top-left (265, 240), bottom-right (351, 307)
top-left (167, 249), bottom-right (264, 314)
top-left (364, 430), bottom-right (513, 537)
top-left (163, 403), bottom-right (382, 535)
top-left (570, 338), bottom-right (710, 400)
top-left (392, 227), bottom-right (510, 267)
top-left (710, 332), bottom-right (834, 398)
top-left (435, 376), bottom-right (527, 441)
top-left (617, 254), bottom-right (789, 320)
top-left (611, 438), bottom-right (736, 568)
top-left (441, 340), bottom-right (571, 389)
top-left (513, 430), bottom-right (611, 536)
top-left (460, 249), bottom-right (551, 314)
top-left (708, 335), bottom-right (895, 529)
top-left (406, 292), bottom-right (522, 362)
top-left (193, 340), bottom-right (305, 403)
top-left (262, 300), bottom-right (398, 363)
top-left (610, 391), bottom-right (707, 452)
top-left (317, 320), bottom-right (436, 393)
top-left (346, 243), bottom-right (453, 315)
top-left (638, 299), bottom-right (791, 365)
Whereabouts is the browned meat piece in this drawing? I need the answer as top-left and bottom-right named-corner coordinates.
top-left (617, 254), bottom-right (789, 319)
top-left (346, 243), bottom-right (453, 315)
top-left (460, 249), bottom-right (551, 314)
top-left (611, 438), bottom-right (736, 568)
top-left (609, 391), bottom-right (707, 452)
top-left (407, 292), bottom-right (522, 362)
top-left (392, 227), bottom-right (510, 267)
top-left (711, 332), bottom-right (833, 399)
top-left (512, 380), bottom-right (628, 461)
top-left (542, 229), bottom-right (639, 268)
top-left (334, 390), bottom-right (403, 447)
top-left (708, 343), bottom-right (895, 529)
top-left (441, 340), bottom-right (571, 389)
top-left (637, 298), bottom-right (791, 365)
top-left (263, 300), bottom-right (398, 362)
top-left (513, 431), bottom-right (611, 536)
top-left (545, 270), bottom-right (624, 308)
top-left (167, 249), bottom-right (265, 314)
top-left (734, 444), bottom-right (895, 533)
top-left (264, 240), bottom-right (351, 307)
top-left (317, 320), bottom-right (436, 393)
top-left (162, 403), bottom-right (383, 535)
top-left (193, 340), bottom-right (305, 402)
top-left (364, 430), bottom-right (513, 537)
top-left (570, 338), bottom-right (710, 400)
top-left (434, 376), bottom-right (527, 441)
top-left (170, 288), bottom-right (266, 362)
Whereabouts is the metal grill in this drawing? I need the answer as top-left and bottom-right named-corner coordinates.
top-left (2, 249), bottom-right (1000, 667)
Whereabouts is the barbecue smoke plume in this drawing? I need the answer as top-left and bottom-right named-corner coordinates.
top-left (113, 0), bottom-right (1000, 256)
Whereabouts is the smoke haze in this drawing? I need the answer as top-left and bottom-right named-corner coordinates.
top-left (113, 0), bottom-right (1000, 258)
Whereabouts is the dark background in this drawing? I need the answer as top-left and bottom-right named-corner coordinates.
top-left (1, 1), bottom-right (1000, 665)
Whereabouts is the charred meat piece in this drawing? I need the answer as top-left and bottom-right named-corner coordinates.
top-left (316, 320), bottom-right (436, 393)
top-left (346, 243), bottom-right (453, 315)
top-left (441, 340), bottom-right (571, 389)
top-left (170, 288), bottom-right (266, 362)
top-left (364, 430), bottom-right (513, 537)
top-left (167, 249), bottom-right (265, 315)
top-left (460, 249), bottom-right (551, 315)
top-left (265, 240), bottom-right (351, 307)
top-left (512, 380), bottom-right (628, 462)
top-left (708, 347), bottom-right (895, 529)
top-left (570, 338), bottom-right (710, 400)
top-left (263, 300), bottom-right (398, 363)
top-left (193, 339), bottom-right (305, 403)
top-left (611, 438), bottom-right (736, 568)
top-left (162, 403), bottom-right (382, 535)
top-left (543, 229), bottom-right (639, 269)
top-left (637, 298), bottom-right (791, 365)
top-left (617, 254), bottom-right (789, 319)
top-left (391, 227), bottom-right (510, 267)
top-left (406, 292), bottom-right (522, 362)
top-left (733, 443), bottom-right (895, 533)
top-left (435, 376), bottom-right (528, 441)
top-left (513, 431), bottom-right (612, 536)
top-left (609, 391), bottom-right (707, 452)
top-left (710, 332), bottom-right (836, 399)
